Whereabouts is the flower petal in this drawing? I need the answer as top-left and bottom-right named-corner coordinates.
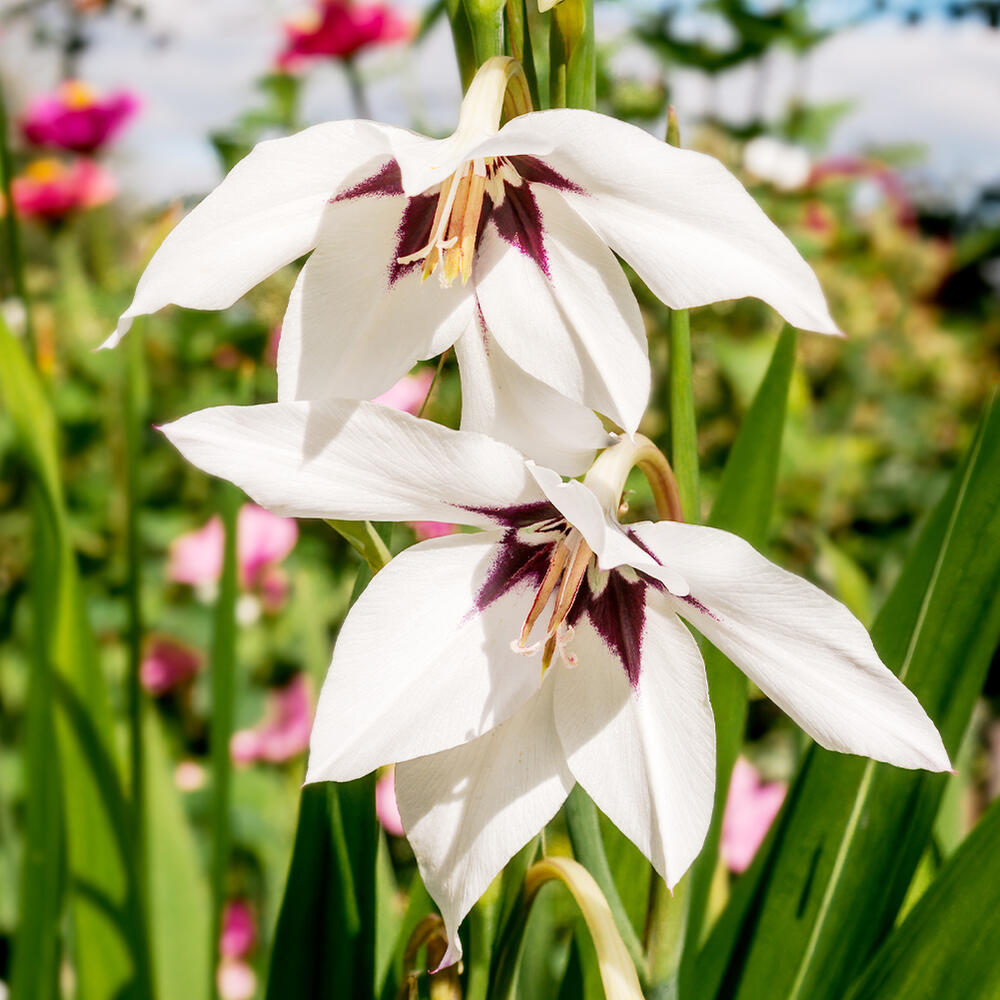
top-left (307, 531), bottom-right (548, 782)
top-left (160, 399), bottom-right (546, 528)
top-left (105, 120), bottom-right (400, 347)
top-left (498, 109), bottom-right (839, 335)
top-left (396, 672), bottom-right (572, 966)
top-left (554, 604), bottom-right (716, 887)
top-left (475, 185), bottom-right (650, 435)
top-left (277, 192), bottom-right (473, 402)
top-left (455, 313), bottom-right (612, 477)
top-left (526, 465), bottom-right (689, 595)
top-left (633, 521), bottom-right (951, 771)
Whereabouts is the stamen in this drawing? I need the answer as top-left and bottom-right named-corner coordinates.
top-left (545, 533), bottom-right (593, 639)
top-left (519, 538), bottom-right (570, 646)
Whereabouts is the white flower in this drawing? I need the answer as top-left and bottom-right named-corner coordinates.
top-left (743, 136), bottom-right (812, 192)
top-left (110, 58), bottom-right (837, 471)
top-left (161, 398), bottom-right (949, 966)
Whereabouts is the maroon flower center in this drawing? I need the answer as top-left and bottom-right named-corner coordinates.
top-left (332, 155), bottom-right (582, 288)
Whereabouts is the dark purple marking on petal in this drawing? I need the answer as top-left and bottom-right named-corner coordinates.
top-left (574, 569), bottom-right (648, 688)
top-left (458, 500), bottom-right (561, 530)
top-left (488, 181), bottom-right (551, 278)
top-left (507, 155), bottom-right (584, 195)
top-left (678, 593), bottom-right (720, 621)
top-left (475, 532), bottom-right (557, 612)
top-left (388, 192), bottom-right (438, 286)
top-left (625, 528), bottom-right (662, 563)
top-left (333, 159), bottom-right (404, 202)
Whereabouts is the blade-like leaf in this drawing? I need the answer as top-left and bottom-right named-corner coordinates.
top-left (671, 327), bottom-right (798, 995)
top-left (850, 788), bottom-right (1000, 1000)
top-left (845, 795), bottom-right (1000, 1000)
top-left (145, 708), bottom-right (211, 1000)
top-left (696, 393), bottom-right (1000, 1000)
top-left (0, 320), bottom-right (153, 999)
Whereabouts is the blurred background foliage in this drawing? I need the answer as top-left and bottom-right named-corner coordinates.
top-left (1, 0), bottom-right (999, 997)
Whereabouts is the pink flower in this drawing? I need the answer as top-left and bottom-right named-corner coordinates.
top-left (231, 674), bottom-right (313, 766)
top-left (721, 758), bottom-right (787, 874)
top-left (376, 767), bottom-right (405, 837)
top-left (219, 900), bottom-right (256, 959)
top-left (167, 504), bottom-right (298, 607)
top-left (277, 0), bottom-right (410, 70)
top-left (140, 636), bottom-right (202, 695)
top-left (21, 81), bottom-right (139, 154)
top-left (2, 158), bottom-right (116, 222)
top-left (216, 960), bottom-right (256, 1000)
top-left (410, 520), bottom-right (456, 542)
top-left (372, 369), bottom-right (434, 416)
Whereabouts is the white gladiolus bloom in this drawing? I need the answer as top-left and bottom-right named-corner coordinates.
top-left (162, 399), bottom-right (949, 966)
top-left (743, 136), bottom-right (813, 192)
top-left (109, 58), bottom-right (837, 471)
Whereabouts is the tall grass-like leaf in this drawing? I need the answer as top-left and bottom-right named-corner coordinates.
top-left (265, 783), bottom-right (362, 998)
top-left (145, 709), bottom-right (212, 1000)
top-left (10, 510), bottom-right (64, 1000)
top-left (846, 794), bottom-right (1000, 1000)
top-left (696, 394), bottom-right (1000, 1000)
top-left (0, 320), bottom-right (153, 998)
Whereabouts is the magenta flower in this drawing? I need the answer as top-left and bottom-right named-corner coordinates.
top-left (167, 503), bottom-right (298, 607)
top-left (720, 757), bottom-right (787, 874)
top-left (375, 767), bottom-right (405, 837)
top-left (21, 81), bottom-right (139, 154)
top-left (372, 369), bottom-right (434, 416)
top-left (411, 520), bottom-right (456, 542)
top-left (140, 636), bottom-right (202, 695)
top-left (231, 674), bottom-right (314, 765)
top-left (2, 158), bottom-right (116, 222)
top-left (219, 900), bottom-right (256, 959)
top-left (277, 0), bottom-right (410, 70)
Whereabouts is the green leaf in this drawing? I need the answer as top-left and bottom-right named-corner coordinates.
top-left (10, 508), bottom-right (64, 1000)
top-left (144, 709), bottom-right (211, 1000)
top-left (696, 393), bottom-right (1000, 1000)
top-left (266, 784), bottom-right (360, 998)
top-left (845, 795), bottom-right (1000, 1000)
top-left (0, 319), bottom-right (153, 998)
top-left (671, 327), bottom-right (798, 994)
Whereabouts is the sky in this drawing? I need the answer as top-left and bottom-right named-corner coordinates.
top-left (1, 0), bottom-right (998, 208)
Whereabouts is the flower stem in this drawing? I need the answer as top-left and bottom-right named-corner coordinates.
top-left (0, 78), bottom-right (35, 357)
top-left (665, 108), bottom-right (700, 522)
top-left (209, 483), bottom-right (240, 999)
top-left (563, 785), bottom-right (648, 982)
top-left (584, 434), bottom-right (684, 523)
top-left (123, 322), bottom-right (147, 860)
top-left (342, 57), bottom-right (372, 120)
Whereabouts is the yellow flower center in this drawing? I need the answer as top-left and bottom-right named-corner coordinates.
top-left (25, 159), bottom-right (67, 183)
top-left (59, 81), bottom-right (98, 109)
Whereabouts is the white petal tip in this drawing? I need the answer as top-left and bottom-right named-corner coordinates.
top-left (432, 941), bottom-right (463, 973)
top-left (537, 0), bottom-right (562, 10)
top-left (98, 317), bottom-right (131, 351)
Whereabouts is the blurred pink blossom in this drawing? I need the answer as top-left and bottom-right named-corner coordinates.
top-left (231, 674), bottom-right (313, 765)
top-left (721, 758), bottom-right (786, 874)
top-left (809, 156), bottom-right (916, 229)
top-left (373, 369), bottom-right (435, 415)
top-left (2, 158), bottom-right (116, 222)
top-left (21, 81), bottom-right (139, 154)
top-left (168, 504), bottom-right (297, 608)
top-left (277, 0), bottom-right (410, 69)
top-left (219, 900), bottom-right (256, 959)
top-left (140, 636), bottom-right (201, 695)
top-left (376, 767), bottom-right (405, 837)
top-left (411, 520), bottom-right (456, 542)
top-left (216, 960), bottom-right (256, 1000)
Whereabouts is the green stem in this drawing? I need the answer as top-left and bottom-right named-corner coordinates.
top-left (665, 110), bottom-right (700, 523)
top-left (209, 484), bottom-right (240, 998)
top-left (464, 0), bottom-right (506, 66)
top-left (0, 78), bottom-right (35, 356)
top-left (563, 785), bottom-right (647, 983)
top-left (417, 350), bottom-right (449, 419)
top-left (343, 57), bottom-right (372, 120)
top-left (548, 0), bottom-right (594, 110)
top-left (643, 870), bottom-right (689, 995)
